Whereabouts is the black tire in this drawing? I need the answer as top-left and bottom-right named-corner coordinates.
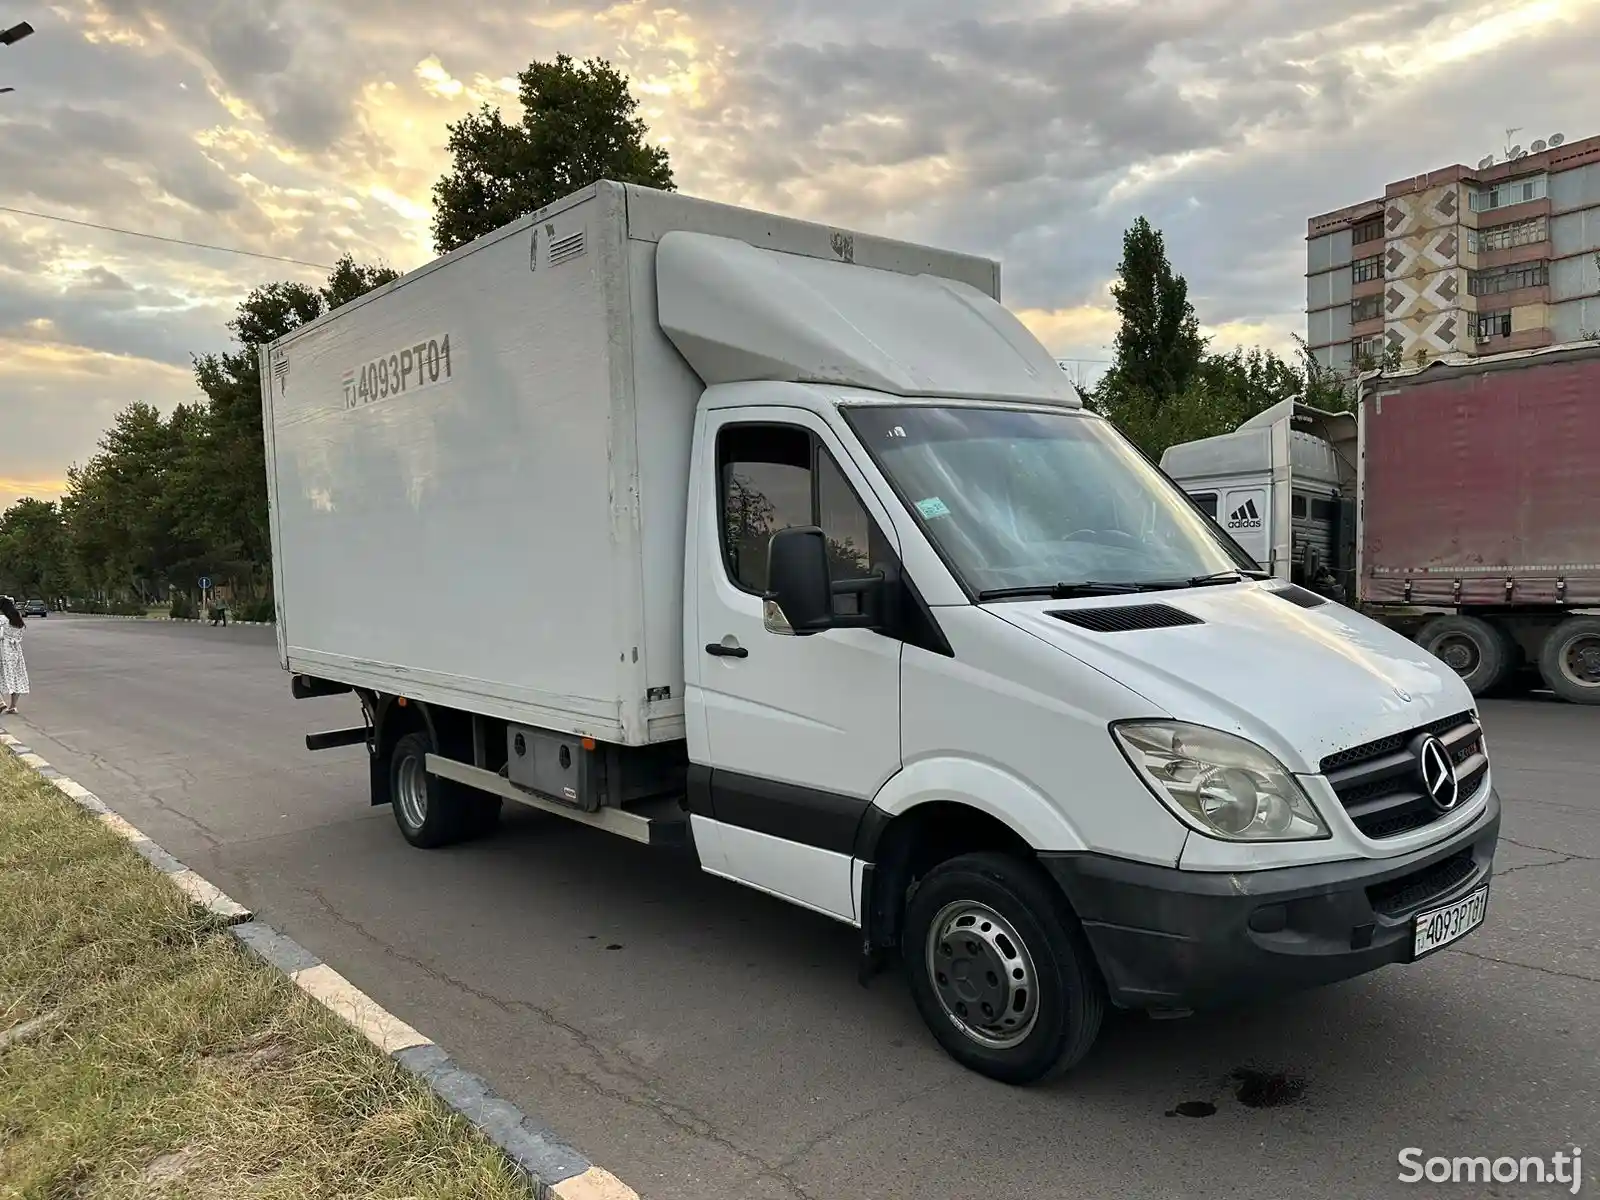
top-left (1416, 615), bottom-right (1511, 696)
top-left (388, 731), bottom-right (500, 847)
top-left (1537, 616), bottom-right (1600, 705)
top-left (901, 852), bottom-right (1105, 1085)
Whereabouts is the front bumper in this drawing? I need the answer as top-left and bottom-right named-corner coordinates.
top-left (1042, 788), bottom-right (1501, 1011)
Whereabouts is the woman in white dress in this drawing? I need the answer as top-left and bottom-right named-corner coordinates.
top-left (0, 596), bottom-right (29, 715)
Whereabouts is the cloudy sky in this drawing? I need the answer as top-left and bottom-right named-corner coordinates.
top-left (3, 0), bottom-right (1598, 506)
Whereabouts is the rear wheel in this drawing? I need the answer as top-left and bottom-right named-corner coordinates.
top-left (1416, 615), bottom-right (1512, 696)
top-left (1538, 616), bottom-right (1600, 705)
top-left (902, 852), bottom-right (1105, 1085)
top-left (388, 731), bottom-right (500, 847)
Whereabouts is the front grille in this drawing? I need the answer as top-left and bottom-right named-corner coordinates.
top-left (1320, 711), bottom-right (1487, 839)
top-left (1367, 849), bottom-right (1477, 918)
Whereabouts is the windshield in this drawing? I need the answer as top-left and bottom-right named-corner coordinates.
top-left (842, 404), bottom-right (1254, 598)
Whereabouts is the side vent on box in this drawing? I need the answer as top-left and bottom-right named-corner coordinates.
top-left (1047, 604), bottom-right (1204, 633)
top-left (548, 230), bottom-right (587, 268)
top-left (1266, 582), bottom-right (1331, 609)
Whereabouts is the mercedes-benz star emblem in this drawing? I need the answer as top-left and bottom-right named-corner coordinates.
top-left (1416, 734), bottom-right (1459, 811)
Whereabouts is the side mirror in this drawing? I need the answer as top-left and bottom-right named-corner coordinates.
top-left (766, 526), bottom-right (833, 633)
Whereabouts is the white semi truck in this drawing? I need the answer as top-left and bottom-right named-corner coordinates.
top-left (263, 182), bottom-right (1500, 1084)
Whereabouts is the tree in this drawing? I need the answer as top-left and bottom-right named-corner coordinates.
top-left (0, 497), bottom-right (68, 597)
top-left (431, 54), bottom-right (675, 254)
top-left (54, 403), bottom-right (188, 600)
top-left (1103, 216), bottom-right (1205, 403)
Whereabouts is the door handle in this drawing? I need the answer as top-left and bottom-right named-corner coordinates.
top-left (705, 642), bottom-right (748, 659)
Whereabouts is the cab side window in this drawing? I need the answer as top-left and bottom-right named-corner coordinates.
top-left (1192, 492), bottom-right (1219, 518)
top-left (717, 424), bottom-right (891, 614)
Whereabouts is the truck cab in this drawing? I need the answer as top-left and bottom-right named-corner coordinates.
top-left (681, 377), bottom-right (1498, 1083)
top-left (1160, 399), bottom-right (1358, 600)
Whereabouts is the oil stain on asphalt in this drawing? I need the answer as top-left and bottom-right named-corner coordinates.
top-left (1166, 1068), bottom-right (1308, 1118)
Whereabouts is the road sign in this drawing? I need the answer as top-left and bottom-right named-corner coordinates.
top-left (199, 576), bottom-right (211, 590)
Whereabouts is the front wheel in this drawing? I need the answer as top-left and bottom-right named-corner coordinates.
top-left (902, 852), bottom-right (1105, 1085)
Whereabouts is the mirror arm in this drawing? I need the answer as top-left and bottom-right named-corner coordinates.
top-left (831, 573), bottom-right (881, 597)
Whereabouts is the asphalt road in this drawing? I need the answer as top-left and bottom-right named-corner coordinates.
top-left (5, 616), bottom-right (1596, 1199)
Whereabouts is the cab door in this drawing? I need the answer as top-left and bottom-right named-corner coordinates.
top-left (683, 406), bottom-right (903, 922)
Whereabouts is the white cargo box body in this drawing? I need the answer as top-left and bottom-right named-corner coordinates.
top-left (261, 182), bottom-right (1017, 746)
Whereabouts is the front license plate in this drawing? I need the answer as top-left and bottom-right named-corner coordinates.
top-left (1413, 886), bottom-right (1489, 958)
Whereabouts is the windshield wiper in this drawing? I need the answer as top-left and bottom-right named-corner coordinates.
top-left (978, 571), bottom-right (1266, 602)
top-left (977, 581), bottom-right (1158, 601)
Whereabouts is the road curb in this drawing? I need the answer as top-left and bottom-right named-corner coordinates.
top-left (0, 731), bottom-right (640, 1200)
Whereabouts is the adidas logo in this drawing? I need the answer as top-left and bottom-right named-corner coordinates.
top-left (1226, 499), bottom-right (1263, 530)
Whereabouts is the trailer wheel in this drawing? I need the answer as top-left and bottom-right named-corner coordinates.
top-left (388, 731), bottom-right (499, 847)
top-left (1416, 615), bottom-right (1511, 696)
top-left (902, 852), bottom-right (1105, 1085)
top-left (1538, 616), bottom-right (1600, 705)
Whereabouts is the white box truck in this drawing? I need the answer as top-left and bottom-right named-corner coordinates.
top-left (263, 182), bottom-right (1501, 1084)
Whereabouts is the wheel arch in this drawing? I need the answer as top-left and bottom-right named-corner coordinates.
top-left (857, 758), bottom-right (1087, 951)
top-left (367, 694), bottom-right (473, 805)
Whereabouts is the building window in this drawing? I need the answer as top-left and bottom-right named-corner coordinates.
top-left (1469, 175), bottom-right (1548, 212)
top-left (1470, 216), bottom-right (1547, 253)
top-left (1352, 254), bottom-right (1383, 283)
top-left (1353, 335), bottom-right (1387, 365)
top-left (1469, 262), bottom-right (1549, 296)
top-left (1475, 310), bottom-right (1512, 341)
top-left (1351, 295), bottom-right (1383, 323)
top-left (1352, 216), bottom-right (1384, 245)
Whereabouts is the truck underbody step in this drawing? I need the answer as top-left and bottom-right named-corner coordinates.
top-left (425, 754), bottom-right (689, 848)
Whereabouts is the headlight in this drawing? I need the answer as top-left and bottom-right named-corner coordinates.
top-left (1112, 721), bottom-right (1329, 842)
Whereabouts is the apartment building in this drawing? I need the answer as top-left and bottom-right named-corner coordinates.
top-left (1306, 134), bottom-right (1600, 373)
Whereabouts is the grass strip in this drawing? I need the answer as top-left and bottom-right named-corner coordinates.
top-left (0, 750), bottom-right (533, 1199)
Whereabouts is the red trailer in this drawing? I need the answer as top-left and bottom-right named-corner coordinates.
top-left (1360, 343), bottom-right (1600, 703)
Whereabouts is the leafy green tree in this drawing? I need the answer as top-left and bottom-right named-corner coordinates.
top-left (0, 497), bottom-right (69, 598)
top-left (1102, 216), bottom-right (1205, 404)
top-left (431, 54), bottom-right (675, 254)
top-left (54, 403), bottom-right (187, 600)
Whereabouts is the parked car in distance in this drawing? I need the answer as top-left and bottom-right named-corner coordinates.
top-left (21, 598), bottom-right (47, 617)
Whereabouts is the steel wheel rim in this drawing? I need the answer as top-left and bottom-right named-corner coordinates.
top-left (925, 900), bottom-right (1040, 1050)
top-left (1435, 633), bottom-right (1480, 675)
top-left (396, 752), bottom-right (428, 830)
top-left (1559, 633), bottom-right (1600, 687)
